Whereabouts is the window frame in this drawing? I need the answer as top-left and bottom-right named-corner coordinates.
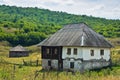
top-left (46, 48), bottom-right (50, 54)
top-left (54, 48), bottom-right (57, 54)
top-left (70, 62), bottom-right (74, 68)
top-left (100, 49), bottom-right (104, 56)
top-left (90, 50), bottom-right (94, 56)
top-left (67, 48), bottom-right (71, 55)
top-left (73, 48), bottom-right (77, 55)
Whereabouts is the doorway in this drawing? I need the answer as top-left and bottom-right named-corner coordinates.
top-left (58, 60), bottom-right (63, 70)
top-left (70, 62), bottom-right (74, 68)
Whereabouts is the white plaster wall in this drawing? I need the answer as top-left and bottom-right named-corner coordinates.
top-left (102, 49), bottom-right (110, 61)
top-left (82, 48), bottom-right (110, 61)
top-left (62, 47), bottom-right (83, 59)
top-left (62, 47), bottom-right (110, 61)
top-left (83, 48), bottom-right (99, 60)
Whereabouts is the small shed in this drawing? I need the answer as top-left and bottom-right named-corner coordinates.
top-left (9, 45), bottom-right (29, 57)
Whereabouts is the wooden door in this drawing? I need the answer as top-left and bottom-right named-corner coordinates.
top-left (58, 60), bottom-right (63, 70)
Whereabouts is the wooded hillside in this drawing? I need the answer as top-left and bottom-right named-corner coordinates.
top-left (0, 5), bottom-right (120, 46)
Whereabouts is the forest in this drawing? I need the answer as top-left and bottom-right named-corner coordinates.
top-left (0, 5), bottom-right (120, 46)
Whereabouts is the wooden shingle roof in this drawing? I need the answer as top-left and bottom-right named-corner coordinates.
top-left (10, 45), bottom-right (28, 51)
top-left (38, 23), bottom-right (113, 48)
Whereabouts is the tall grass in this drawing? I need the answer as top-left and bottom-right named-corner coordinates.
top-left (0, 63), bottom-right (120, 80)
top-left (0, 41), bottom-right (120, 80)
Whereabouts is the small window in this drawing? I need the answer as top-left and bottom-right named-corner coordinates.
top-left (70, 62), bottom-right (74, 68)
top-left (74, 48), bottom-right (77, 55)
top-left (46, 48), bottom-right (50, 54)
top-left (48, 61), bottom-right (51, 66)
top-left (67, 48), bottom-right (71, 55)
top-left (54, 48), bottom-right (57, 54)
top-left (90, 50), bottom-right (94, 56)
top-left (100, 50), bottom-right (104, 56)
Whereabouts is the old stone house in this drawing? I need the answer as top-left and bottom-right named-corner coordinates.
top-left (38, 23), bottom-right (113, 71)
top-left (9, 45), bottom-right (29, 57)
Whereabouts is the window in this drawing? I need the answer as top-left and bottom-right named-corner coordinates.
top-left (74, 48), bottom-right (77, 55)
top-left (90, 50), bottom-right (94, 56)
top-left (46, 48), bottom-right (50, 54)
top-left (70, 62), bottom-right (74, 68)
top-left (54, 48), bottom-right (57, 54)
top-left (100, 50), bottom-right (104, 56)
top-left (48, 61), bottom-right (51, 66)
top-left (67, 48), bottom-right (71, 55)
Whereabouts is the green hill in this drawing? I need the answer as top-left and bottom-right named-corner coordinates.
top-left (0, 5), bottom-right (120, 46)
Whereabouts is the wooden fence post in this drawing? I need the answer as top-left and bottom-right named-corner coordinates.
top-left (42, 72), bottom-right (45, 80)
top-left (12, 64), bottom-right (16, 80)
top-left (36, 59), bottom-right (38, 66)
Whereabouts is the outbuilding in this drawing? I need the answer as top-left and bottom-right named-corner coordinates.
top-left (9, 45), bottom-right (29, 57)
top-left (38, 23), bottom-right (113, 71)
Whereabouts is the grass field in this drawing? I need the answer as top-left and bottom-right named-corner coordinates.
top-left (0, 41), bottom-right (120, 80)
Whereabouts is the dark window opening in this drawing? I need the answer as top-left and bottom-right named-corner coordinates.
top-left (100, 50), bottom-right (104, 56)
top-left (67, 48), bottom-right (71, 55)
top-left (46, 48), bottom-right (50, 54)
top-left (90, 50), bottom-right (94, 56)
top-left (70, 62), bottom-right (74, 68)
top-left (48, 61), bottom-right (51, 66)
top-left (74, 48), bottom-right (77, 55)
top-left (54, 48), bottom-right (57, 54)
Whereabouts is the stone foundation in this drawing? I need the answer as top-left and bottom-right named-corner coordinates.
top-left (63, 59), bottom-right (83, 71)
top-left (42, 59), bottom-right (58, 70)
top-left (82, 61), bottom-right (110, 70)
top-left (42, 59), bottom-right (110, 71)
top-left (62, 59), bottom-right (110, 71)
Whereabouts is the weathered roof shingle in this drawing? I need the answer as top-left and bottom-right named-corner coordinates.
top-left (38, 23), bottom-right (113, 48)
top-left (10, 45), bottom-right (28, 51)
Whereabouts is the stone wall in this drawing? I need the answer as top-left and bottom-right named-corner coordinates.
top-left (63, 59), bottom-right (83, 71)
top-left (42, 59), bottom-right (110, 71)
top-left (42, 59), bottom-right (58, 70)
top-left (62, 59), bottom-right (110, 71)
top-left (83, 61), bottom-right (110, 70)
